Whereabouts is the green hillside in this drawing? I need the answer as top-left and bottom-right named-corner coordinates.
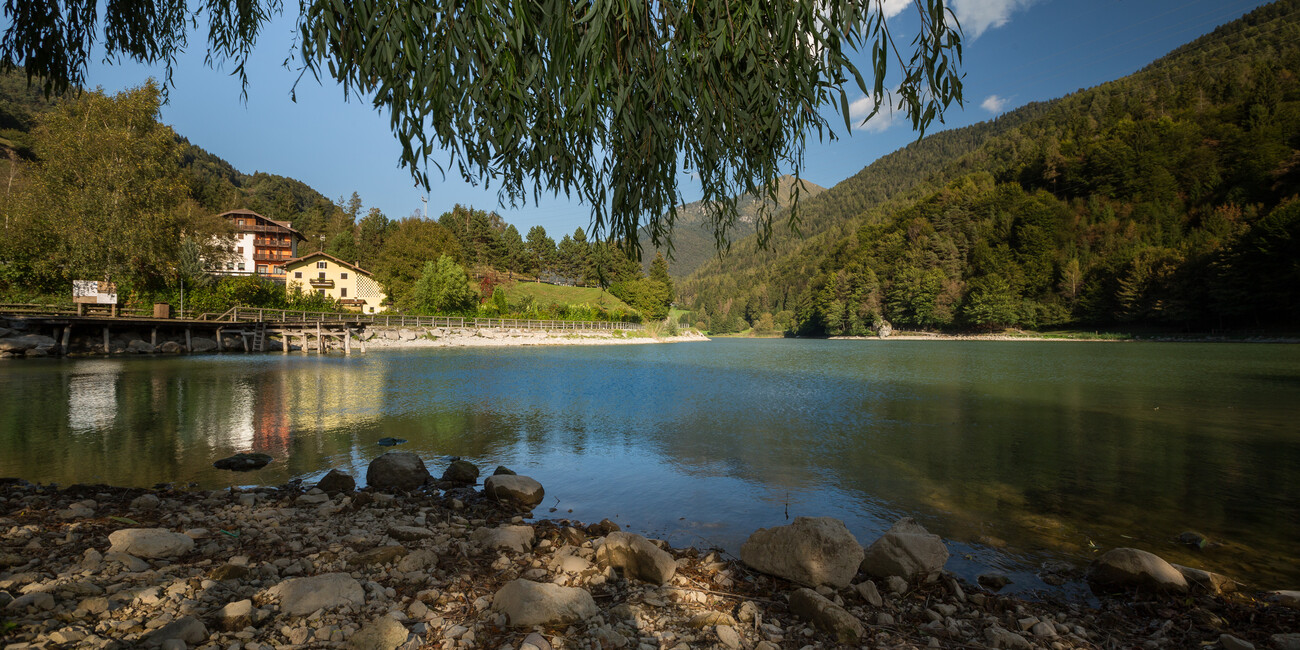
top-left (637, 175), bottom-right (825, 278)
top-left (502, 281), bottom-right (633, 312)
top-left (683, 0), bottom-right (1300, 334)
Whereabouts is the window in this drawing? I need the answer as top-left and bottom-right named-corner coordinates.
top-left (237, 262), bottom-right (245, 271)
top-left (317, 261), bottom-right (327, 269)
top-left (274, 266), bottom-right (284, 275)
top-left (236, 246), bottom-right (243, 254)
top-left (318, 272), bottom-right (326, 279)
top-left (369, 307), bottom-right (375, 313)
top-left (294, 271), bottom-right (302, 279)
top-left (341, 272), bottom-right (348, 279)
top-left (318, 289), bottom-right (326, 296)
top-left (226, 262), bottom-right (234, 270)
top-left (340, 288), bottom-right (347, 297)
top-left (256, 265), bottom-right (267, 274)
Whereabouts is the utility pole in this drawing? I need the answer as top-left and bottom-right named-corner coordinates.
top-left (421, 196), bottom-right (428, 220)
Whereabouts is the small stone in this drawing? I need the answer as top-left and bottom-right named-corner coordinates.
top-left (521, 632), bottom-right (551, 650)
top-left (5, 592), bottom-right (55, 611)
top-left (209, 564), bottom-right (251, 582)
top-left (212, 453), bottom-right (273, 471)
top-left (985, 625), bottom-right (1032, 650)
top-left (1269, 590), bottom-right (1300, 610)
top-left (788, 587), bottom-right (864, 644)
top-left (145, 615), bottom-right (207, 647)
top-left (376, 437), bottom-right (407, 446)
top-left (1272, 634), bottom-right (1300, 650)
top-left (493, 465), bottom-right (517, 475)
top-left (1031, 621), bottom-right (1057, 637)
top-left (688, 611), bottom-right (738, 628)
top-left (471, 525), bottom-right (535, 553)
top-left (886, 575), bottom-right (908, 594)
top-left (854, 580), bottom-right (882, 607)
top-left (217, 599), bottom-right (254, 631)
top-left (1218, 634), bottom-right (1254, 650)
top-left (595, 532), bottom-right (677, 585)
top-left (716, 625), bottom-right (742, 649)
top-left (354, 546), bottom-right (408, 566)
top-left (979, 572), bottom-right (1012, 590)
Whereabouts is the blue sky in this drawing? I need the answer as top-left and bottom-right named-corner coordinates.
top-left (83, 0), bottom-right (1276, 239)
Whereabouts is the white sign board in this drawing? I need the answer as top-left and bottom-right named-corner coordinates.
top-left (73, 280), bottom-right (118, 305)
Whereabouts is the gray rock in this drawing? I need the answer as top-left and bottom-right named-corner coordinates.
top-left (471, 525), bottom-right (535, 553)
top-left (1270, 590), bottom-right (1300, 610)
top-left (346, 616), bottom-right (409, 650)
top-left (266, 573), bottom-right (365, 616)
top-left (159, 341), bottom-right (184, 354)
top-left (0, 334), bottom-right (56, 352)
top-left (441, 459), bottom-right (480, 484)
top-left (854, 580), bottom-right (883, 607)
top-left (105, 551), bottom-right (150, 572)
top-left (520, 632), bottom-right (552, 650)
top-left (1171, 563), bottom-right (1237, 595)
top-left (376, 437), bottom-right (406, 446)
top-left (354, 546), bottom-right (408, 566)
top-left (5, 592), bottom-right (55, 611)
top-left (107, 528), bottom-right (194, 559)
top-left (1087, 548), bottom-right (1188, 594)
top-left (739, 517), bottom-right (864, 588)
top-left (788, 587), bottom-right (864, 644)
top-left (979, 572), bottom-right (1012, 591)
top-left (860, 517), bottom-right (949, 580)
top-left (493, 465), bottom-right (517, 475)
top-left (367, 452), bottom-right (431, 492)
top-left (189, 337), bottom-right (218, 352)
top-left (145, 615), bottom-right (206, 647)
top-left (212, 452), bottom-right (273, 471)
top-left (130, 493), bottom-right (161, 511)
top-left (217, 599), bottom-right (254, 631)
top-left (388, 525), bottom-right (434, 542)
top-left (128, 340), bottom-right (156, 353)
top-left (483, 474), bottom-right (545, 508)
top-left (490, 579), bottom-right (598, 626)
top-left (316, 469), bottom-right (356, 494)
top-left (1273, 634), bottom-right (1300, 650)
top-left (716, 624), bottom-right (742, 649)
top-left (595, 532), bottom-right (677, 585)
top-left (985, 625), bottom-right (1032, 649)
top-left (1219, 634), bottom-right (1254, 650)
top-left (398, 328), bottom-right (416, 341)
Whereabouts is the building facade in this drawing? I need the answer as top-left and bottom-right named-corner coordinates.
top-left (212, 210), bottom-right (305, 282)
top-left (284, 252), bottom-right (388, 313)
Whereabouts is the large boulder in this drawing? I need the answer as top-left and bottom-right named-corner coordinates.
top-left (441, 459), bottom-right (480, 484)
top-left (1171, 563), bottom-right (1237, 595)
top-left (213, 452), bottom-right (273, 471)
top-left (316, 469), bottom-right (356, 494)
top-left (789, 588), bottom-right (865, 644)
top-left (595, 532), bottom-right (677, 585)
top-left (366, 452), bottom-right (430, 492)
top-left (471, 525), bottom-right (535, 553)
top-left (0, 334), bottom-right (56, 352)
top-left (107, 529), bottom-right (194, 559)
top-left (265, 573), bottom-right (365, 616)
top-left (739, 517), bottom-right (864, 588)
top-left (159, 341), bottom-right (184, 354)
top-left (491, 579), bottom-right (598, 627)
top-left (144, 615), bottom-right (207, 647)
top-left (1087, 548), bottom-right (1188, 594)
top-left (189, 337), bottom-right (218, 353)
top-left (483, 474), bottom-right (545, 508)
top-left (128, 340), bottom-right (156, 354)
top-left (860, 517), bottom-right (949, 580)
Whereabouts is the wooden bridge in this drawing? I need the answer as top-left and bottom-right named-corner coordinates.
top-left (0, 303), bottom-right (644, 356)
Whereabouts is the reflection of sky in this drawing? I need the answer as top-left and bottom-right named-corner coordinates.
top-left (68, 361), bottom-right (122, 433)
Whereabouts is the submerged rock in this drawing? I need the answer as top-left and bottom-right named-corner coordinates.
top-left (740, 516), bottom-right (864, 588)
top-left (861, 517), bottom-right (949, 580)
top-left (1087, 548), bottom-right (1188, 594)
top-left (366, 451), bottom-right (430, 492)
top-left (493, 465), bottom-right (517, 475)
top-left (376, 437), bottom-right (406, 446)
top-left (213, 452), bottom-right (273, 471)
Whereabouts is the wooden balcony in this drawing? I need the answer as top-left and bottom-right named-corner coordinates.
top-left (254, 238), bottom-right (293, 248)
top-left (308, 278), bottom-right (334, 288)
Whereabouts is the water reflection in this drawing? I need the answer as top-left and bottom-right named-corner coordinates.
top-left (0, 340), bottom-right (1297, 592)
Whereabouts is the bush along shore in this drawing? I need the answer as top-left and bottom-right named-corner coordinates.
top-left (1, 452), bottom-right (1298, 650)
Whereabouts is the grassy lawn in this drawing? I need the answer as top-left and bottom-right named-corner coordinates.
top-left (502, 281), bottom-right (634, 311)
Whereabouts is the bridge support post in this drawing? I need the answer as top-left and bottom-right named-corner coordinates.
top-left (185, 328), bottom-right (192, 352)
top-left (282, 332), bottom-right (289, 354)
top-left (344, 328), bottom-right (351, 356)
top-left (102, 326), bottom-right (110, 354)
top-left (358, 329), bottom-right (366, 353)
top-left (61, 325), bottom-right (71, 356)
top-left (151, 327), bottom-right (157, 347)
top-left (316, 323), bottom-right (323, 354)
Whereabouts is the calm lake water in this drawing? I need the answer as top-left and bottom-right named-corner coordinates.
top-left (2, 339), bottom-right (1298, 594)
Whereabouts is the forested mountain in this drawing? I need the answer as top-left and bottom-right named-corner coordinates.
top-left (636, 175), bottom-right (825, 278)
top-left (682, 0), bottom-right (1300, 334)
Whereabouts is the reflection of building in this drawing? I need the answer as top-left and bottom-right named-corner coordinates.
top-left (284, 252), bottom-right (387, 313)
top-left (253, 374), bottom-right (291, 453)
top-left (212, 210), bottom-right (306, 282)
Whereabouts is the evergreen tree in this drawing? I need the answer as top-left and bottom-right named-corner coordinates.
top-left (524, 225), bottom-right (555, 279)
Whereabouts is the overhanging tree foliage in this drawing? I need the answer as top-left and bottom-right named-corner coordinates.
top-left (0, 0), bottom-right (963, 253)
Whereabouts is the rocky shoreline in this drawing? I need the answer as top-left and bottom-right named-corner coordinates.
top-left (2, 452), bottom-right (1297, 650)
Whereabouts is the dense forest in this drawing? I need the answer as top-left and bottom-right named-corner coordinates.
top-left (682, 0), bottom-right (1300, 335)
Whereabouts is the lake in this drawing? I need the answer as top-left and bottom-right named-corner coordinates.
top-left (2, 338), bottom-right (1297, 594)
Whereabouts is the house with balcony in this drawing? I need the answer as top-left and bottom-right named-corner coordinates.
top-left (212, 209), bottom-right (306, 282)
top-left (284, 252), bottom-right (388, 313)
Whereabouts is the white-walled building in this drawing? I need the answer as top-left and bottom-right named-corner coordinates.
top-left (211, 210), bottom-right (306, 282)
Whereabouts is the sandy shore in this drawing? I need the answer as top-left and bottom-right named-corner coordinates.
top-left (2, 452), bottom-right (1298, 650)
top-left (363, 329), bottom-right (710, 349)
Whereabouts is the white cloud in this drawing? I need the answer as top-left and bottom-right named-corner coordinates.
top-left (878, 0), bottom-right (911, 20)
top-left (949, 0), bottom-right (1035, 39)
top-left (848, 90), bottom-right (898, 133)
top-left (980, 94), bottom-right (1007, 113)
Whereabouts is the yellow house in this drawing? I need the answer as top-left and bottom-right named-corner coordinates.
top-left (285, 252), bottom-right (387, 313)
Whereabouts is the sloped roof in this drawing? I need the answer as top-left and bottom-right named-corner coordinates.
top-left (285, 251), bottom-right (375, 277)
top-left (216, 209), bottom-right (305, 239)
